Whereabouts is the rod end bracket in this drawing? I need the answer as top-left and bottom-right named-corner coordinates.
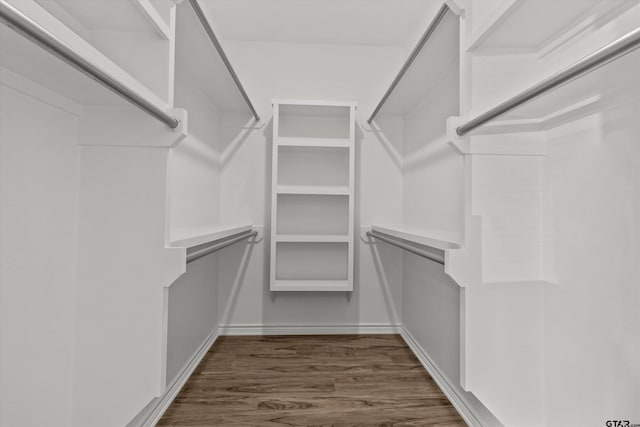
top-left (168, 108), bottom-right (188, 147)
top-left (447, 116), bottom-right (471, 154)
top-left (252, 225), bottom-right (264, 243)
top-left (360, 226), bottom-right (373, 243)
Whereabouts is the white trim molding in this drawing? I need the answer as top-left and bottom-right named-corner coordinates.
top-left (219, 323), bottom-right (402, 336)
top-left (400, 327), bottom-right (499, 427)
top-left (134, 327), bottom-right (221, 427)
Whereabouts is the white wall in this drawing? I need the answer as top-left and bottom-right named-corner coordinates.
top-left (165, 64), bottom-right (225, 387)
top-left (403, 72), bottom-right (464, 234)
top-left (166, 255), bottom-right (219, 384)
top-left (169, 55), bottom-right (222, 231)
top-left (73, 143), bottom-right (183, 427)
top-left (392, 55), bottom-right (501, 426)
top-left (222, 41), bottom-right (407, 122)
top-left (543, 106), bottom-right (640, 426)
top-left (0, 70), bottom-right (80, 427)
top-left (455, 1), bottom-right (640, 425)
top-left (217, 112), bottom-right (403, 328)
top-left (216, 41), bottom-right (407, 328)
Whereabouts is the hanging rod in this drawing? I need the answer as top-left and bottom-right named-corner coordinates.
top-left (187, 230), bottom-right (257, 264)
top-left (187, 0), bottom-right (260, 123)
top-left (457, 26), bottom-right (640, 136)
top-left (367, 230), bottom-right (445, 265)
top-left (367, 3), bottom-right (450, 124)
top-left (0, 0), bottom-right (180, 129)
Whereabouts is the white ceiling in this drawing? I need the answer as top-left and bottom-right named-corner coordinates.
top-left (201, 0), bottom-right (440, 47)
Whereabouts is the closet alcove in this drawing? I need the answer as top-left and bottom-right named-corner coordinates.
top-left (2, 0), bottom-right (639, 426)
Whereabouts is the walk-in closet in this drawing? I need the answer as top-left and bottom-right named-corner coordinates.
top-left (1, 1), bottom-right (639, 426)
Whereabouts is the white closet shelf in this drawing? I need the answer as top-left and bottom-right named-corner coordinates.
top-left (274, 99), bottom-right (357, 108)
top-left (457, 26), bottom-right (640, 138)
top-left (467, 0), bottom-right (632, 53)
top-left (272, 280), bottom-right (351, 292)
top-left (370, 226), bottom-right (461, 251)
top-left (276, 235), bottom-right (349, 243)
top-left (277, 185), bottom-right (350, 196)
top-left (169, 224), bottom-right (253, 248)
top-left (368, 4), bottom-right (458, 121)
top-left (175, 0), bottom-right (260, 120)
top-left (34, 0), bottom-right (171, 39)
top-left (1, 1), bottom-right (170, 107)
top-left (277, 137), bottom-right (350, 148)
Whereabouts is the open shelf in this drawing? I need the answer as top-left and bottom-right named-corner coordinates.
top-left (276, 100), bottom-right (355, 140)
top-left (1, 0), bottom-right (171, 108)
top-left (277, 137), bottom-right (350, 148)
top-left (174, 0), bottom-right (252, 114)
top-left (275, 242), bottom-right (349, 281)
top-left (467, 0), bottom-right (635, 53)
top-left (277, 185), bottom-right (349, 196)
top-left (31, 0), bottom-right (173, 102)
top-left (369, 5), bottom-right (459, 120)
top-left (276, 234), bottom-right (350, 243)
top-left (35, 0), bottom-right (171, 39)
top-left (169, 224), bottom-right (253, 248)
top-left (461, 27), bottom-right (640, 137)
top-left (370, 226), bottom-right (461, 251)
top-left (277, 194), bottom-right (348, 236)
top-left (271, 100), bottom-right (355, 292)
top-left (277, 145), bottom-right (349, 188)
top-left (271, 280), bottom-right (351, 292)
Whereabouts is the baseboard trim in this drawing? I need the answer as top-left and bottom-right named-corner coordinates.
top-left (400, 327), bottom-right (488, 427)
top-left (219, 323), bottom-right (402, 336)
top-left (136, 327), bottom-right (220, 427)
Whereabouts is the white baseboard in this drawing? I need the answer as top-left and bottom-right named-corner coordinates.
top-left (400, 327), bottom-right (494, 427)
top-left (134, 327), bottom-right (221, 427)
top-left (219, 323), bottom-right (402, 336)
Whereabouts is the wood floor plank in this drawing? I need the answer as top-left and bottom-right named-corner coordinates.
top-left (158, 335), bottom-right (467, 426)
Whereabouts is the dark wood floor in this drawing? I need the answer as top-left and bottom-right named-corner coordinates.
top-left (158, 334), bottom-right (467, 426)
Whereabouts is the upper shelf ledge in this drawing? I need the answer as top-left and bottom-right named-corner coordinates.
top-left (368, 2), bottom-right (459, 122)
top-left (455, 26), bottom-right (640, 137)
top-left (0, 0), bottom-right (180, 128)
top-left (34, 0), bottom-right (172, 40)
top-left (183, 0), bottom-right (260, 122)
top-left (466, 0), bottom-right (636, 54)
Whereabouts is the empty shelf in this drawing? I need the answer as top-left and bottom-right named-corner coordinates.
top-left (170, 224), bottom-right (253, 248)
top-left (276, 234), bottom-right (350, 243)
top-left (277, 185), bottom-right (350, 195)
top-left (370, 226), bottom-right (461, 250)
top-left (271, 280), bottom-right (351, 292)
top-left (277, 137), bottom-right (350, 148)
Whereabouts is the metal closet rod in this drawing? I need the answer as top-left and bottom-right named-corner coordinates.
top-left (457, 26), bottom-right (640, 136)
top-left (188, 0), bottom-right (260, 122)
top-left (0, 0), bottom-right (180, 129)
top-left (367, 230), bottom-right (445, 265)
top-left (186, 230), bottom-right (257, 264)
top-left (367, 2), bottom-right (450, 124)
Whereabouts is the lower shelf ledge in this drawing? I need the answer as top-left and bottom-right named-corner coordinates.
top-left (169, 224), bottom-right (254, 248)
top-left (271, 279), bottom-right (352, 292)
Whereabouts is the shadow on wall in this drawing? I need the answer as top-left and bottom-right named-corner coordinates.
top-left (218, 240), bottom-right (257, 327)
top-left (367, 120), bottom-right (403, 172)
top-left (367, 241), bottom-right (403, 324)
top-left (220, 112), bottom-right (260, 166)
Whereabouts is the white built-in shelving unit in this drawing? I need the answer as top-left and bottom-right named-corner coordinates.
top-left (270, 100), bottom-right (356, 292)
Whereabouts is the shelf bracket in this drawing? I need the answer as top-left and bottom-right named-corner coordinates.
top-left (447, 116), bottom-right (470, 154)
